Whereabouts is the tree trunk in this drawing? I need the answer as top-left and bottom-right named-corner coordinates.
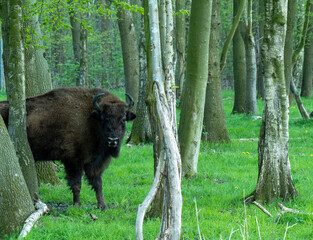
top-left (117, 0), bottom-right (139, 112)
top-left (129, 8), bottom-right (151, 144)
top-left (232, 0), bottom-right (246, 114)
top-left (0, 116), bottom-right (35, 237)
top-left (301, 2), bottom-right (313, 98)
top-left (136, 1), bottom-right (182, 239)
top-left (23, 0), bottom-right (60, 185)
top-left (254, 0), bottom-right (297, 203)
top-left (203, 0), bottom-right (230, 143)
top-left (78, 17), bottom-right (89, 87)
top-left (256, 0), bottom-right (265, 99)
top-left (284, 0), bottom-right (296, 96)
top-left (2, 0), bottom-right (39, 198)
top-left (178, 0), bottom-right (213, 177)
top-left (244, 0), bottom-right (257, 115)
top-left (175, 0), bottom-right (186, 99)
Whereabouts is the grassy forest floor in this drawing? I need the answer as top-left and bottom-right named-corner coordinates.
top-left (2, 89), bottom-right (313, 239)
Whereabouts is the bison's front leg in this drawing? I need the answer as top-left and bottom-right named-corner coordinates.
top-left (64, 163), bottom-right (83, 207)
top-left (84, 164), bottom-right (108, 210)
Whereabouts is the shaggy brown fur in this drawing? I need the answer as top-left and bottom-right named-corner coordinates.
top-left (0, 87), bottom-right (136, 210)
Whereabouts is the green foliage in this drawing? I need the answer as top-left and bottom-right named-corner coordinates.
top-left (3, 91), bottom-right (313, 239)
top-left (0, 89), bottom-right (7, 101)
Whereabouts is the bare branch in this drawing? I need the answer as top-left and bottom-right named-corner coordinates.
top-left (252, 201), bottom-right (273, 217)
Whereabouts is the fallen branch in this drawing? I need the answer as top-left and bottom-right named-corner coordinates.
top-left (19, 197), bottom-right (49, 239)
top-left (252, 201), bottom-right (273, 217)
top-left (283, 222), bottom-right (298, 240)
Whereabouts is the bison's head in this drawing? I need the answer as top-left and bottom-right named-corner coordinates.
top-left (91, 92), bottom-right (136, 158)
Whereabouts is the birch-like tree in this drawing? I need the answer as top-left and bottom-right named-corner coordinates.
top-left (251, 0), bottom-right (297, 203)
top-left (178, 0), bottom-right (213, 177)
top-left (136, 0), bottom-right (182, 239)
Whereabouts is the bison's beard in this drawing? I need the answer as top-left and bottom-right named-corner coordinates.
top-left (108, 146), bottom-right (121, 158)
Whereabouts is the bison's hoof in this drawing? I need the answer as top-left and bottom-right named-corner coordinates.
top-left (98, 203), bottom-right (108, 211)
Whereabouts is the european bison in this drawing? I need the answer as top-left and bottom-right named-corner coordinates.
top-left (0, 87), bottom-right (136, 210)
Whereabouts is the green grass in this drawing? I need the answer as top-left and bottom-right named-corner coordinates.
top-left (3, 90), bottom-right (313, 239)
top-left (0, 89), bottom-right (6, 101)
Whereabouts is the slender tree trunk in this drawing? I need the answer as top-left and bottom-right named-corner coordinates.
top-left (117, 0), bottom-right (139, 112)
top-left (175, 0), bottom-right (186, 99)
top-left (2, 0), bottom-right (39, 198)
top-left (68, 2), bottom-right (81, 65)
top-left (284, 0), bottom-right (296, 96)
top-left (232, 0), bottom-right (246, 114)
top-left (136, 1), bottom-right (182, 239)
top-left (178, 0), bottom-right (213, 177)
top-left (0, 116), bottom-right (35, 237)
top-left (203, 0), bottom-right (230, 143)
top-left (301, 2), bottom-right (313, 98)
top-left (244, 0), bottom-right (257, 115)
top-left (23, 0), bottom-right (60, 185)
top-left (257, 0), bottom-right (265, 99)
top-left (254, 0), bottom-right (297, 203)
top-left (78, 15), bottom-right (89, 87)
top-left (129, 9), bottom-right (151, 144)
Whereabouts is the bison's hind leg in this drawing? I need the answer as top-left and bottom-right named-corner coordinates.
top-left (84, 163), bottom-right (107, 210)
top-left (64, 163), bottom-right (83, 207)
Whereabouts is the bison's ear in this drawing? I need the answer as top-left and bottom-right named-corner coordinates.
top-left (126, 111), bottom-right (136, 121)
top-left (90, 110), bottom-right (100, 120)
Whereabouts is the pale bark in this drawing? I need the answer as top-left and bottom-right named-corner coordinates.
top-left (117, 0), bottom-right (139, 112)
top-left (178, 0), bottom-right (213, 177)
top-left (2, 0), bottom-right (39, 198)
top-left (232, 0), bottom-right (246, 114)
top-left (203, 0), bottom-right (230, 143)
top-left (0, 117), bottom-right (35, 237)
top-left (256, 0), bottom-right (265, 99)
top-left (254, 0), bottom-right (297, 203)
top-left (136, 1), bottom-right (182, 239)
top-left (244, 0), bottom-right (257, 115)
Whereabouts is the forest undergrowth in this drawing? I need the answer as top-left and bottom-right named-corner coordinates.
top-left (2, 90), bottom-right (313, 239)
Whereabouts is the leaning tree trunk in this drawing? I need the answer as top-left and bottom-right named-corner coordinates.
top-left (178, 0), bottom-right (213, 177)
top-left (203, 0), bottom-right (230, 143)
top-left (136, 0), bottom-right (182, 239)
top-left (0, 116), bottom-right (35, 238)
top-left (301, 2), bottom-right (313, 98)
top-left (23, 0), bottom-right (60, 185)
top-left (254, 0), bottom-right (297, 203)
top-left (2, 0), bottom-right (39, 198)
top-left (117, 0), bottom-right (139, 112)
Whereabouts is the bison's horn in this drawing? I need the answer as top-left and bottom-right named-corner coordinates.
top-left (93, 93), bottom-right (105, 111)
top-left (125, 93), bottom-right (134, 109)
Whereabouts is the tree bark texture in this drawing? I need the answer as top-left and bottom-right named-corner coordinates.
top-left (23, 0), bottom-right (60, 185)
top-left (257, 0), bottom-right (265, 99)
top-left (117, 0), bottom-right (139, 112)
top-left (129, 12), bottom-right (151, 144)
top-left (0, 116), bottom-right (35, 237)
top-left (244, 0), bottom-right (257, 115)
top-left (175, 0), bottom-right (186, 99)
top-left (255, 0), bottom-right (297, 203)
top-left (232, 0), bottom-right (246, 114)
top-left (136, 1), bottom-right (182, 239)
top-left (178, 0), bottom-right (213, 177)
top-left (78, 17), bottom-right (89, 87)
top-left (2, 0), bottom-right (39, 198)
top-left (203, 0), bottom-right (230, 143)
top-left (301, 2), bottom-right (313, 98)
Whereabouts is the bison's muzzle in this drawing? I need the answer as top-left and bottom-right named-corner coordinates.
top-left (108, 137), bottom-right (119, 148)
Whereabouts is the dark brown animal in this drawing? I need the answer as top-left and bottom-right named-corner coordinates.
top-left (0, 87), bottom-right (136, 210)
